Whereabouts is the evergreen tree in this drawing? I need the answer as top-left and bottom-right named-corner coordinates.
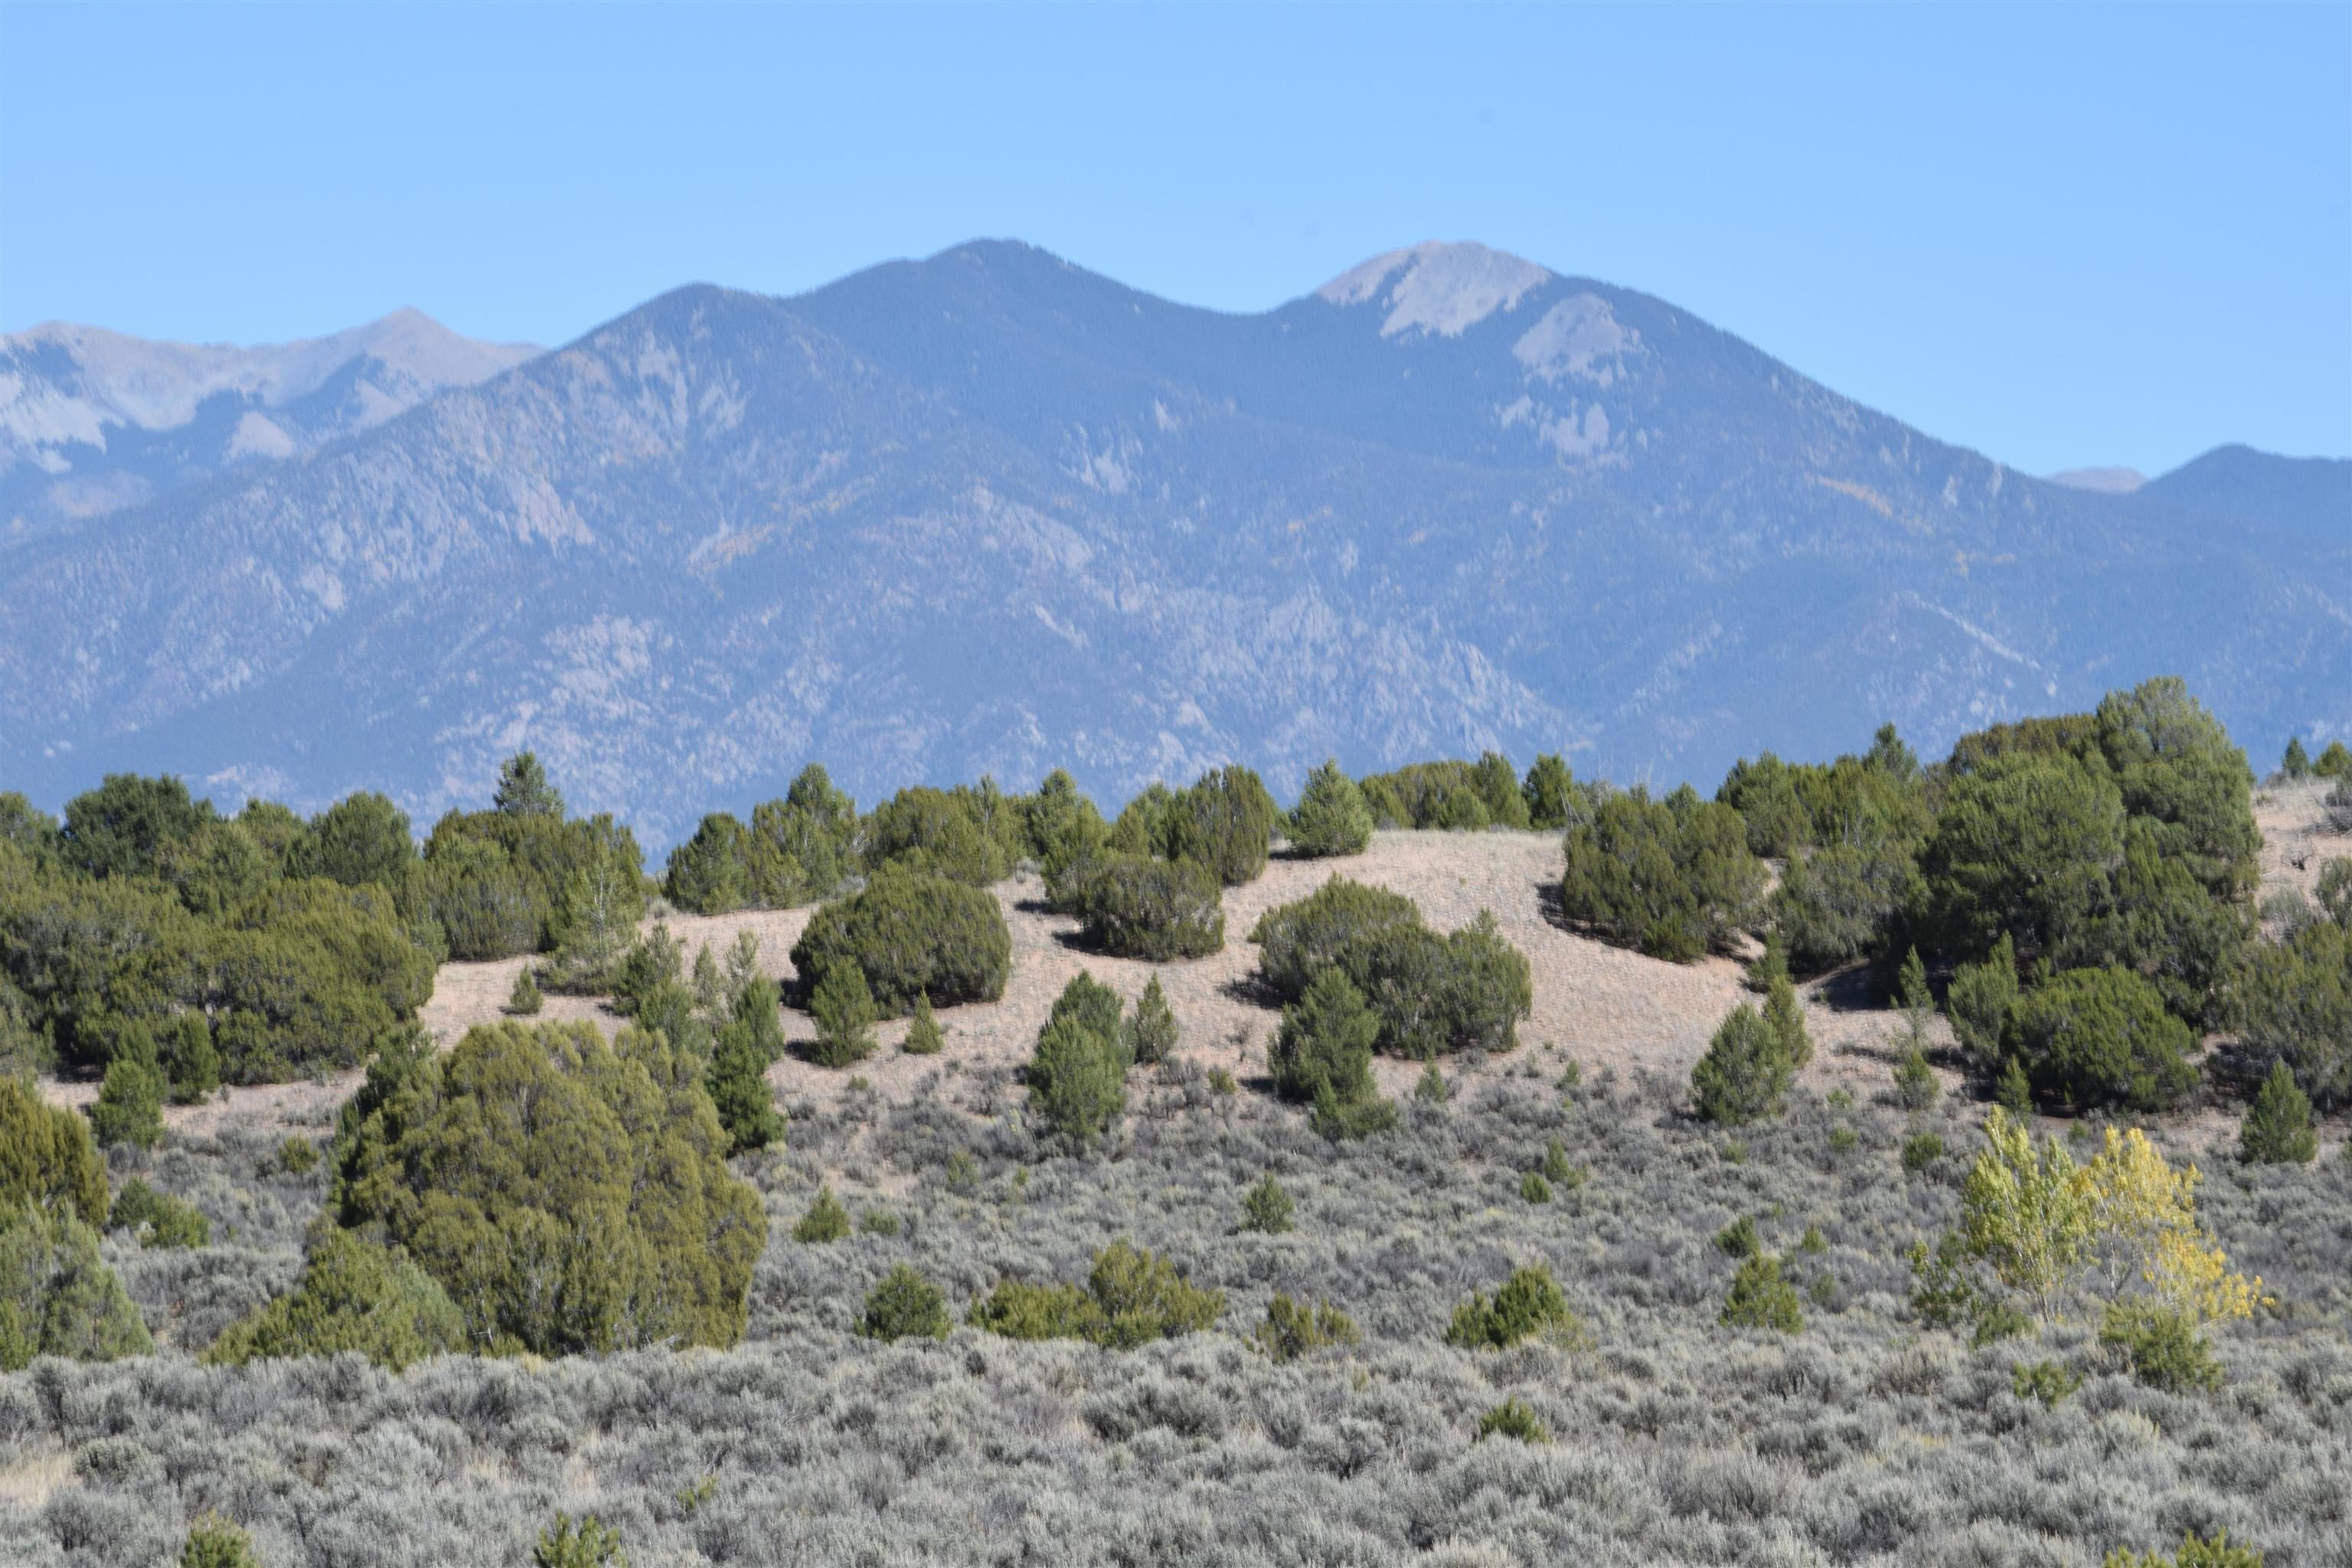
top-left (2239, 1059), bottom-right (2318, 1165)
top-left (1996, 1055), bottom-right (2034, 1117)
top-left (1521, 753), bottom-right (1579, 831)
top-left (1239, 1173), bottom-right (1294, 1234)
top-left (508, 967), bottom-right (544, 1016)
top-left (2282, 737), bottom-right (2312, 779)
top-left (1763, 972), bottom-right (1812, 1069)
top-left (1286, 760), bottom-right (1374, 858)
top-left (1269, 969), bottom-right (1380, 1109)
top-left (89, 1032), bottom-right (164, 1151)
top-left (1692, 1004), bottom-right (1792, 1125)
top-left (691, 943), bottom-right (727, 1013)
top-left (207, 1229), bottom-right (464, 1371)
top-left (859, 1265), bottom-right (951, 1342)
top-left (1027, 1007), bottom-right (1128, 1148)
top-left (1414, 1060), bottom-right (1451, 1103)
top-left (1122, 974), bottom-right (1178, 1065)
top-left (1894, 1045), bottom-right (1940, 1112)
top-left (706, 1016), bottom-right (783, 1155)
top-left (1720, 1253), bottom-right (1804, 1333)
top-left (807, 963), bottom-right (877, 1068)
top-left (1745, 927), bottom-right (1790, 993)
top-left (179, 1512), bottom-right (262, 1568)
top-left (1896, 946), bottom-right (1934, 1041)
top-left (792, 1185), bottom-right (850, 1243)
top-left (1947, 935), bottom-right (2018, 1068)
top-left (492, 751), bottom-right (566, 818)
top-left (162, 1013), bottom-right (219, 1104)
top-left (902, 991), bottom-right (945, 1055)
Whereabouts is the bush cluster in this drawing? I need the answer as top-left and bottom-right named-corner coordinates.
top-left (1252, 878), bottom-right (1531, 1059)
top-left (789, 867), bottom-right (1011, 1014)
top-left (1557, 788), bottom-right (1765, 961)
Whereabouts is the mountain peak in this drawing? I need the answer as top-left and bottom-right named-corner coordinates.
top-left (1317, 241), bottom-right (1554, 338)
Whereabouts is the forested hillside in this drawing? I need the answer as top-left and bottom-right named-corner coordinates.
top-left (2, 681), bottom-right (2348, 1565)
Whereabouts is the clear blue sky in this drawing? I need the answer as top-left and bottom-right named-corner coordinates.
top-left (4, 2), bottom-right (2346, 476)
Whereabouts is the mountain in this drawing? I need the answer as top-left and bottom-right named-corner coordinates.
top-left (1, 310), bottom-right (540, 534)
top-left (3, 240), bottom-right (2346, 846)
top-left (2137, 443), bottom-right (2350, 549)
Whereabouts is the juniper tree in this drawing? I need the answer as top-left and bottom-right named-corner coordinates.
top-left (2239, 1060), bottom-right (2317, 1165)
top-left (1287, 759), bottom-right (1374, 858)
top-left (902, 991), bottom-right (944, 1055)
top-left (1122, 973), bottom-right (1178, 1065)
top-left (1691, 1004), bottom-right (1792, 1125)
top-left (808, 962), bottom-right (877, 1068)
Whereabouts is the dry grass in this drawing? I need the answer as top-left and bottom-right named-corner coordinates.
top-left (0, 1445), bottom-right (75, 1512)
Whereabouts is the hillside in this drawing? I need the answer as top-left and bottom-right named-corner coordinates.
top-left (4, 240), bottom-right (2346, 844)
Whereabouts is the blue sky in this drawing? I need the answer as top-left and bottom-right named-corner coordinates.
top-left (4, 3), bottom-right (2345, 477)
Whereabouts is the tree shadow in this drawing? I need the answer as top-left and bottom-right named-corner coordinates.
top-left (1808, 962), bottom-right (1884, 1014)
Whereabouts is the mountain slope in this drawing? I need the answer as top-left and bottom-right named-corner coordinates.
top-left (0, 310), bottom-right (540, 532)
top-left (3, 241), bottom-right (2344, 843)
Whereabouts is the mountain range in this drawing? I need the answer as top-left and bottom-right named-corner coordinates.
top-left (3, 240), bottom-right (2346, 848)
top-left (2, 309), bottom-right (538, 534)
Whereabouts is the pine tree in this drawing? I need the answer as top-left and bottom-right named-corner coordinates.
top-left (2239, 1059), bottom-right (2318, 1165)
top-left (691, 943), bottom-right (727, 1014)
top-left (2282, 737), bottom-right (2312, 779)
top-left (1746, 928), bottom-right (1790, 994)
top-left (1996, 1055), bottom-right (2034, 1117)
top-left (1122, 975), bottom-right (1178, 1065)
top-left (1894, 1045), bottom-right (1940, 1112)
top-left (706, 1019), bottom-right (783, 1155)
top-left (508, 967), bottom-right (544, 1016)
top-left (1287, 759), bottom-right (1374, 858)
top-left (1413, 1060), bottom-right (1451, 1103)
top-left (1896, 946), bottom-right (1934, 1042)
top-left (901, 991), bottom-right (944, 1055)
top-left (1692, 1004), bottom-right (1792, 1125)
top-left (492, 751), bottom-right (566, 818)
top-left (792, 1185), bottom-right (850, 1243)
top-left (1239, 1173), bottom-right (1294, 1234)
top-left (1762, 973), bottom-right (1812, 1069)
top-left (807, 964), bottom-right (877, 1068)
top-left (89, 1031), bottom-right (164, 1151)
top-left (179, 1512), bottom-right (262, 1568)
top-left (162, 1014), bottom-right (219, 1105)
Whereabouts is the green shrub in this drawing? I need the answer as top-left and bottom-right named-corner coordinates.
top-left (2239, 1060), bottom-right (2317, 1165)
top-left (794, 1185), bottom-right (851, 1243)
top-left (1, 1076), bottom-right (109, 1226)
top-left (862, 786), bottom-right (1014, 887)
top-left (1239, 1173), bottom-right (1293, 1234)
top-left (970, 1241), bottom-right (1221, 1348)
top-left (789, 868), bottom-right (1011, 1014)
top-left (89, 1047), bottom-right (164, 1151)
top-left (2099, 1298), bottom-right (2222, 1393)
top-left (178, 1512), bottom-right (261, 1568)
top-left (278, 1134), bottom-right (318, 1176)
top-left (859, 1265), bottom-right (951, 1342)
top-left (2003, 965), bottom-right (2200, 1112)
top-left (1269, 969), bottom-right (1380, 1110)
top-left (2230, 918), bottom-right (2350, 1111)
top-left (807, 962), bottom-right (877, 1068)
top-left (0, 1203), bottom-right (152, 1371)
top-left (108, 1178), bottom-right (210, 1247)
top-left (1150, 766), bottom-right (1275, 887)
top-left (161, 1013), bottom-right (220, 1103)
top-left (2320, 740), bottom-right (2352, 779)
top-left (1714, 1215), bottom-right (1760, 1259)
top-left (2012, 1357), bottom-right (2081, 1408)
top-left (1357, 756), bottom-right (1530, 831)
top-left (1475, 1397), bottom-right (1551, 1445)
top-left (206, 1229), bottom-right (463, 1371)
top-left (902, 991), bottom-right (944, 1056)
top-left (1691, 1004), bottom-right (1792, 1125)
top-left (534, 1514), bottom-right (627, 1568)
top-left (968, 1279), bottom-right (1102, 1341)
top-left (1894, 1046), bottom-right (1939, 1112)
top-left (1767, 838), bottom-right (1915, 972)
top-left (508, 967), bottom-right (544, 1016)
top-left (1251, 877), bottom-right (1421, 1001)
top-left (1122, 974), bottom-right (1178, 1065)
top-left (707, 986), bottom-right (785, 1155)
top-left (1902, 1132), bottom-right (1946, 1174)
top-left (1762, 973), bottom-right (1811, 1069)
top-left (1414, 1061), bottom-right (1450, 1103)
top-left (1027, 981), bottom-right (1129, 1148)
top-left (1721, 1253), bottom-right (1804, 1333)
top-left (1948, 935), bottom-right (2019, 1068)
top-left (329, 1020), bottom-right (766, 1354)
top-left (1446, 1264), bottom-right (1583, 1351)
top-left (1070, 854), bottom-right (1224, 959)
top-left (1519, 1171), bottom-right (1552, 1204)
top-left (1287, 759), bottom-right (1374, 858)
top-left (1558, 792), bottom-right (1765, 960)
top-left (1251, 1293), bottom-right (1360, 1362)
top-left (2102, 1531), bottom-right (2265, 1568)
top-left (1521, 754), bottom-right (1579, 831)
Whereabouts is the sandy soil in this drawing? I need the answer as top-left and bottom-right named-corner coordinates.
top-left (2254, 776), bottom-right (2350, 920)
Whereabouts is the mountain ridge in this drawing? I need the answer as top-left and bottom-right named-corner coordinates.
top-left (3, 240), bottom-right (2344, 844)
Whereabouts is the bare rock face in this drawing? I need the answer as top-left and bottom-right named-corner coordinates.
top-left (2, 309), bottom-right (539, 531)
top-left (3, 240), bottom-right (2344, 845)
